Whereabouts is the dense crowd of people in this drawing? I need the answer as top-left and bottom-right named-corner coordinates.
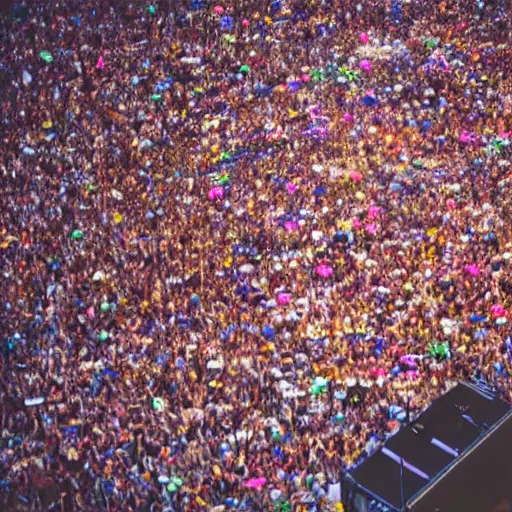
top-left (1, 0), bottom-right (512, 510)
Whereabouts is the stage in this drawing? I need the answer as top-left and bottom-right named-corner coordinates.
top-left (345, 382), bottom-right (512, 512)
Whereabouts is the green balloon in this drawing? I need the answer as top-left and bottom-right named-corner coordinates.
top-left (309, 385), bottom-right (322, 395)
top-left (167, 482), bottom-right (177, 493)
top-left (148, 5), bottom-right (156, 14)
top-left (240, 64), bottom-right (250, 73)
top-left (40, 51), bottom-right (53, 63)
top-left (425, 38), bottom-right (439, 49)
top-left (100, 302), bottom-right (111, 313)
top-left (172, 477), bottom-right (183, 488)
top-left (99, 330), bottom-right (109, 341)
top-left (71, 230), bottom-right (84, 240)
top-left (152, 93), bottom-right (162, 101)
top-left (223, 34), bottom-right (236, 44)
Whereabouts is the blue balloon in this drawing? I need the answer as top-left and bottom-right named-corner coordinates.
top-left (220, 15), bottom-right (234, 31)
top-left (262, 325), bottom-right (275, 340)
top-left (363, 96), bottom-right (378, 107)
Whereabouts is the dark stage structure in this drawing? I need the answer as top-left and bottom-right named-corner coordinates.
top-left (343, 382), bottom-right (512, 512)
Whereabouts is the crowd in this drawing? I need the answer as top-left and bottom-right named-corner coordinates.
top-left (1, 0), bottom-right (512, 510)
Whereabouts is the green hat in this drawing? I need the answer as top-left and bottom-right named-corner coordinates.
top-left (240, 64), bottom-right (250, 73)
top-left (99, 330), bottom-right (109, 341)
top-left (147, 5), bottom-right (156, 14)
top-left (100, 302), bottom-right (111, 313)
top-left (151, 93), bottom-right (162, 101)
top-left (71, 229), bottom-right (84, 240)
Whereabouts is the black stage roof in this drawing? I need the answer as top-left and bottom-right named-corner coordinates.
top-left (348, 382), bottom-right (512, 512)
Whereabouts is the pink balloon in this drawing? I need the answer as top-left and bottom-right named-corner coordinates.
top-left (277, 292), bottom-right (292, 306)
top-left (400, 355), bottom-right (418, 368)
top-left (214, 5), bottom-right (224, 14)
top-left (86, 306), bottom-right (95, 320)
top-left (242, 18), bottom-right (249, 27)
top-left (459, 131), bottom-right (471, 143)
top-left (244, 478), bottom-right (267, 489)
top-left (365, 223), bottom-right (377, 235)
top-left (315, 264), bottom-right (333, 278)
top-left (359, 59), bottom-right (372, 72)
top-left (284, 221), bottom-right (298, 232)
top-left (464, 264), bottom-right (481, 277)
top-left (360, 32), bottom-right (369, 44)
top-left (368, 205), bottom-right (382, 220)
top-left (460, 130), bottom-right (477, 144)
top-left (286, 182), bottom-right (297, 194)
top-left (343, 113), bottom-right (354, 124)
top-left (208, 186), bottom-right (224, 200)
top-left (370, 366), bottom-right (386, 377)
top-left (300, 74), bottom-right (311, 82)
top-left (352, 217), bottom-right (362, 229)
top-left (96, 56), bottom-right (105, 70)
top-left (349, 170), bottom-right (363, 182)
top-left (446, 198), bottom-right (456, 210)
top-left (491, 304), bottom-right (506, 318)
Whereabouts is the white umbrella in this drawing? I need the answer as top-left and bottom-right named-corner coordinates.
top-left (92, 270), bottom-right (105, 282)
top-left (207, 360), bottom-right (222, 370)
top-left (238, 263), bottom-right (255, 274)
